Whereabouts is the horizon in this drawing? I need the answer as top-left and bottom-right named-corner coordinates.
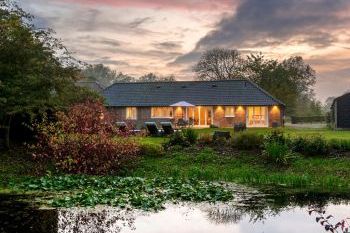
top-left (19, 0), bottom-right (350, 102)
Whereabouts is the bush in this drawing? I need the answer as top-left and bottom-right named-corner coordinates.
top-left (182, 128), bottom-right (198, 144)
top-left (31, 100), bottom-right (140, 174)
top-left (263, 141), bottom-right (295, 165)
top-left (140, 142), bottom-right (165, 157)
top-left (33, 134), bottom-right (140, 174)
top-left (231, 132), bottom-right (264, 150)
top-left (328, 139), bottom-right (350, 151)
top-left (264, 129), bottom-right (287, 144)
top-left (166, 129), bottom-right (198, 148)
top-left (198, 134), bottom-right (213, 145)
top-left (290, 135), bottom-right (329, 156)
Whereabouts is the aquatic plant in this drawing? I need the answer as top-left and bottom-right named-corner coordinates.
top-left (13, 176), bottom-right (234, 210)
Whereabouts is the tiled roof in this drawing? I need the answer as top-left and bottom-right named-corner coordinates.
top-left (102, 80), bottom-right (284, 107)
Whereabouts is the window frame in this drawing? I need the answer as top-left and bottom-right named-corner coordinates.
top-left (151, 107), bottom-right (173, 119)
top-left (224, 106), bottom-right (235, 117)
top-left (126, 107), bottom-right (137, 120)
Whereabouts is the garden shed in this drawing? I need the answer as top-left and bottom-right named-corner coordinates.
top-left (331, 93), bottom-right (350, 129)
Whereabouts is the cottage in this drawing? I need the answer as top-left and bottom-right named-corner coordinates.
top-left (102, 80), bottom-right (285, 128)
top-left (331, 93), bottom-right (350, 129)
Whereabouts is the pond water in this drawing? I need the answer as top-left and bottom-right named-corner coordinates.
top-left (1, 186), bottom-right (349, 233)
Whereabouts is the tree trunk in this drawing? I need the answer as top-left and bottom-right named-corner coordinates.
top-left (2, 116), bottom-right (12, 149)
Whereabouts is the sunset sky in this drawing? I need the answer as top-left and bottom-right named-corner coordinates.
top-left (20, 0), bottom-right (350, 102)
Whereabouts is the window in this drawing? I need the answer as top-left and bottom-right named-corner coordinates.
top-left (126, 107), bottom-right (137, 120)
top-left (151, 107), bottom-right (173, 118)
top-left (224, 106), bottom-right (235, 117)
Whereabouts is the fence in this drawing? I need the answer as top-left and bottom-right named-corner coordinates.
top-left (290, 116), bottom-right (326, 124)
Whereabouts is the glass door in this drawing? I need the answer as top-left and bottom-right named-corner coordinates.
top-left (247, 106), bottom-right (268, 127)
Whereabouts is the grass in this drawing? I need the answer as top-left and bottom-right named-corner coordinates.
top-left (129, 147), bottom-right (350, 194)
top-left (196, 127), bottom-right (350, 140)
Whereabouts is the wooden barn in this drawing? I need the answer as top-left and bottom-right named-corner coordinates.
top-left (331, 93), bottom-right (350, 129)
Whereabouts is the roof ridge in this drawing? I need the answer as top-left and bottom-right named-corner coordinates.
top-left (104, 79), bottom-right (248, 90)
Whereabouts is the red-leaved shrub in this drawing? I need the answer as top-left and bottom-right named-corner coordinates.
top-left (31, 100), bottom-right (140, 174)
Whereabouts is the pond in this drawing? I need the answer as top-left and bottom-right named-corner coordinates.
top-left (1, 186), bottom-right (349, 233)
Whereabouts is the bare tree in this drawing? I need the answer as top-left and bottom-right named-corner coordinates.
top-left (138, 73), bottom-right (176, 82)
top-left (193, 48), bottom-right (245, 80)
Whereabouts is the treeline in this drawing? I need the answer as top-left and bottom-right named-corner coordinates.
top-left (81, 64), bottom-right (176, 88)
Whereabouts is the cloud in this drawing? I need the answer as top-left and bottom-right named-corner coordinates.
top-left (60, 0), bottom-right (238, 12)
top-left (128, 17), bottom-right (152, 28)
top-left (172, 0), bottom-right (350, 65)
top-left (152, 41), bottom-right (182, 50)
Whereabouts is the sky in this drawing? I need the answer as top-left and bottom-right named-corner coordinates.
top-left (19, 0), bottom-right (350, 102)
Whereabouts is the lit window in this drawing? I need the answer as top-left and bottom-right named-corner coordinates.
top-left (151, 107), bottom-right (173, 118)
top-left (126, 107), bottom-right (137, 120)
top-left (225, 106), bottom-right (235, 117)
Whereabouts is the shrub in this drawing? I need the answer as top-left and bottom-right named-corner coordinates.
top-left (182, 128), bottom-right (198, 144)
top-left (31, 100), bottom-right (140, 174)
top-left (34, 134), bottom-right (140, 174)
top-left (263, 141), bottom-right (295, 165)
top-left (166, 131), bottom-right (189, 147)
top-left (166, 129), bottom-right (198, 148)
top-left (140, 142), bottom-right (165, 157)
top-left (231, 132), bottom-right (264, 150)
top-left (290, 135), bottom-right (329, 156)
top-left (264, 129), bottom-right (287, 144)
top-left (198, 134), bottom-right (213, 145)
top-left (209, 124), bottom-right (218, 128)
top-left (328, 139), bottom-right (350, 151)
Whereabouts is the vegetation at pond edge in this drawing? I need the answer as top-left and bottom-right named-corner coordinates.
top-left (130, 146), bottom-right (350, 194)
top-left (10, 176), bottom-right (233, 210)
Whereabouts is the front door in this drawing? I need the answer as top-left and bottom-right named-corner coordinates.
top-left (246, 106), bottom-right (268, 127)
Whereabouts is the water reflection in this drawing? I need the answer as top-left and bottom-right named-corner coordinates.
top-left (1, 189), bottom-right (349, 233)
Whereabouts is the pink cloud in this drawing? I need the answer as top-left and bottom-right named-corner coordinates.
top-left (61, 0), bottom-right (238, 11)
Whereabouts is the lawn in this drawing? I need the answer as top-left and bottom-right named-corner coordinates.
top-left (196, 127), bottom-right (350, 140)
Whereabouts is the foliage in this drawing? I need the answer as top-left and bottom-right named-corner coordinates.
top-left (309, 208), bottom-right (349, 233)
top-left (0, 1), bottom-right (98, 147)
top-left (182, 128), bottom-right (198, 144)
top-left (262, 141), bottom-right (295, 166)
top-left (291, 115), bottom-right (325, 124)
top-left (264, 129), bottom-right (287, 144)
top-left (140, 142), bottom-right (165, 157)
top-left (81, 64), bottom-right (136, 88)
top-left (31, 100), bottom-right (139, 174)
top-left (328, 139), bottom-right (350, 152)
top-left (193, 49), bottom-right (320, 116)
top-left (290, 135), bottom-right (330, 157)
top-left (131, 145), bottom-right (350, 193)
top-left (13, 176), bottom-right (234, 210)
top-left (193, 48), bottom-right (245, 81)
top-left (198, 134), bottom-right (213, 145)
top-left (166, 129), bottom-right (198, 148)
top-left (231, 132), bottom-right (264, 150)
top-left (138, 73), bottom-right (176, 82)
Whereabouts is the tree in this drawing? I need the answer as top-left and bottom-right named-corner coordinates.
top-left (193, 48), bottom-right (245, 81)
top-left (81, 64), bottom-right (136, 88)
top-left (0, 1), bottom-right (97, 148)
top-left (138, 73), bottom-right (176, 82)
top-left (193, 48), bottom-right (319, 116)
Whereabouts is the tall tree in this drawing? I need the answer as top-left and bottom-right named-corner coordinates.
top-left (81, 64), bottom-right (135, 88)
top-left (138, 73), bottom-right (176, 82)
top-left (193, 48), bottom-right (245, 81)
top-left (0, 1), bottom-right (96, 148)
top-left (193, 48), bottom-right (319, 116)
